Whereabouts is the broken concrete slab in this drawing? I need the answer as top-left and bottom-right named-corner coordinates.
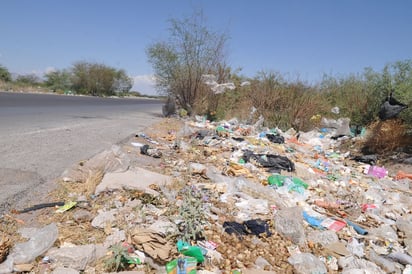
top-left (91, 209), bottom-right (118, 229)
top-left (47, 244), bottom-right (106, 271)
top-left (95, 167), bottom-right (172, 195)
top-left (11, 223), bottom-right (58, 264)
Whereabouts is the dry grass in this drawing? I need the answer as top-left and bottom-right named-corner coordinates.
top-left (362, 119), bottom-right (409, 154)
top-left (0, 234), bottom-right (11, 263)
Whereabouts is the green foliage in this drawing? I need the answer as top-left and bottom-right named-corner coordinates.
top-left (248, 71), bottom-right (329, 131)
top-left (209, 60), bottom-right (411, 131)
top-left (104, 243), bottom-right (136, 272)
top-left (178, 186), bottom-right (208, 242)
top-left (15, 74), bottom-right (40, 85)
top-left (44, 69), bottom-right (72, 92)
top-left (71, 61), bottom-right (133, 96)
top-left (147, 9), bottom-right (229, 115)
top-left (0, 65), bottom-right (11, 82)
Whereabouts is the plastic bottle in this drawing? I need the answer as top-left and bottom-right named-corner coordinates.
top-left (368, 249), bottom-right (397, 273)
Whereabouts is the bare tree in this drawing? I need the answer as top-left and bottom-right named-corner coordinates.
top-left (147, 10), bottom-right (230, 114)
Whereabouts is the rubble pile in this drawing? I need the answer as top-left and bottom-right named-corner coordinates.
top-left (0, 116), bottom-right (411, 274)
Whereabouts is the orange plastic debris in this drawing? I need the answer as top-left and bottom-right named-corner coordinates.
top-left (315, 200), bottom-right (341, 209)
top-left (395, 170), bottom-right (412, 180)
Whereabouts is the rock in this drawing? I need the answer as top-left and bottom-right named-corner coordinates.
top-left (0, 257), bottom-right (13, 274)
top-left (254, 256), bottom-right (272, 269)
top-left (11, 223), bottom-right (58, 264)
top-left (189, 163), bottom-right (207, 175)
top-left (47, 244), bottom-right (106, 271)
top-left (104, 230), bottom-right (126, 248)
top-left (95, 168), bottom-right (172, 195)
top-left (52, 266), bottom-right (80, 274)
top-left (148, 219), bottom-right (178, 235)
top-left (91, 209), bottom-right (118, 229)
top-left (13, 263), bottom-right (33, 272)
top-left (73, 209), bottom-right (94, 223)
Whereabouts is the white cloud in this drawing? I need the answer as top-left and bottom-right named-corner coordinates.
top-left (131, 74), bottom-right (157, 95)
top-left (45, 66), bottom-right (56, 74)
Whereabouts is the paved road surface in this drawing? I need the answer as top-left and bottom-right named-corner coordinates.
top-left (0, 92), bottom-right (163, 214)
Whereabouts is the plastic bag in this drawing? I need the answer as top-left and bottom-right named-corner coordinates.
top-left (347, 238), bottom-right (365, 257)
top-left (378, 92), bottom-right (408, 120)
top-left (242, 150), bottom-right (295, 173)
top-left (288, 253), bottom-right (327, 274)
top-left (368, 249), bottom-right (397, 273)
top-left (274, 207), bottom-right (305, 245)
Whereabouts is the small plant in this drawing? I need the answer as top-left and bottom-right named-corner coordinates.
top-left (104, 243), bottom-right (135, 272)
top-left (178, 186), bottom-right (209, 242)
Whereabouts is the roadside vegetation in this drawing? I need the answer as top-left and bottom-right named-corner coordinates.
top-left (146, 10), bottom-right (411, 154)
top-left (1, 10), bottom-right (411, 153)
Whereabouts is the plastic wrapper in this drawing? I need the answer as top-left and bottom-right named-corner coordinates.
top-left (274, 207), bottom-right (305, 245)
top-left (288, 252), bottom-right (327, 274)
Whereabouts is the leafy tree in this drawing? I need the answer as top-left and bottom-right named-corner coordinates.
top-left (147, 10), bottom-right (230, 114)
top-left (44, 69), bottom-right (72, 92)
top-left (112, 69), bottom-right (133, 94)
top-left (0, 65), bottom-right (11, 82)
top-left (71, 61), bottom-right (132, 96)
top-left (15, 74), bottom-right (40, 85)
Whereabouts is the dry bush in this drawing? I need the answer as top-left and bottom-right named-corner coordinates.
top-left (362, 119), bottom-right (408, 154)
top-left (248, 74), bottom-right (329, 131)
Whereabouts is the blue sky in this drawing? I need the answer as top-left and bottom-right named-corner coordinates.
top-left (1, 0), bottom-right (411, 95)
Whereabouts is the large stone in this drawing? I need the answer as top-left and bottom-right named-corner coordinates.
top-left (11, 223), bottom-right (58, 264)
top-left (91, 209), bottom-right (118, 229)
top-left (47, 244), bottom-right (106, 271)
top-left (104, 229), bottom-right (126, 248)
top-left (95, 167), bottom-right (172, 195)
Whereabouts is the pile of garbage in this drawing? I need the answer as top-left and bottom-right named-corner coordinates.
top-left (0, 114), bottom-right (411, 274)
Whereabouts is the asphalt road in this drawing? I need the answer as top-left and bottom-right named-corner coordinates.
top-left (0, 92), bottom-right (164, 214)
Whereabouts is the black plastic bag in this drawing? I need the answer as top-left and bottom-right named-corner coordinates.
top-left (242, 150), bottom-right (295, 173)
top-left (266, 133), bottom-right (285, 144)
top-left (352, 154), bottom-right (377, 165)
top-left (378, 92), bottom-right (408, 120)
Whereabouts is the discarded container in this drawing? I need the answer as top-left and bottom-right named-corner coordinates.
top-left (267, 174), bottom-right (308, 189)
top-left (177, 240), bottom-right (205, 263)
top-left (165, 256), bottom-right (197, 274)
top-left (366, 165), bottom-right (388, 179)
top-left (345, 219), bottom-right (368, 235)
top-left (320, 218), bottom-right (346, 232)
top-left (303, 211), bottom-right (323, 229)
top-left (368, 249), bottom-right (397, 273)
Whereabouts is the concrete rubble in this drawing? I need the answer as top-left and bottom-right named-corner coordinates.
top-left (0, 115), bottom-right (411, 273)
